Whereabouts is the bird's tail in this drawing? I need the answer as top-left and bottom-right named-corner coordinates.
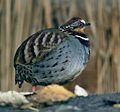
top-left (15, 74), bottom-right (24, 88)
top-left (14, 64), bottom-right (25, 88)
top-left (14, 64), bottom-right (32, 88)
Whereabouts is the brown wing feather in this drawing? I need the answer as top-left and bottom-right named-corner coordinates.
top-left (14, 28), bottom-right (65, 65)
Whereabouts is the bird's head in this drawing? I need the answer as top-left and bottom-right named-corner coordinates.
top-left (59, 17), bottom-right (90, 33)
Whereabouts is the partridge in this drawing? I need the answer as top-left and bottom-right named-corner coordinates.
top-left (14, 17), bottom-right (90, 89)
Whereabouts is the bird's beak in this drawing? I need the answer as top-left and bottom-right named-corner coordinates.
top-left (84, 22), bottom-right (91, 27)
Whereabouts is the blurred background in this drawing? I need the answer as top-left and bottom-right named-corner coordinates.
top-left (0, 0), bottom-right (120, 93)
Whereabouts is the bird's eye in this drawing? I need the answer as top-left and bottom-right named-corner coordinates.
top-left (79, 22), bottom-right (84, 27)
top-left (70, 21), bottom-right (79, 28)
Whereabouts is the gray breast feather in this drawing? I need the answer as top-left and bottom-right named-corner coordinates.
top-left (31, 37), bottom-right (89, 85)
top-left (32, 40), bottom-right (72, 84)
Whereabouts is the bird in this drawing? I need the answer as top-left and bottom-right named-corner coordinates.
top-left (14, 17), bottom-right (91, 91)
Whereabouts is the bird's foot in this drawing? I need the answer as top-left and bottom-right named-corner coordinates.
top-left (32, 86), bottom-right (38, 92)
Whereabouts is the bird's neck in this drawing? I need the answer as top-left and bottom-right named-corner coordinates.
top-left (59, 27), bottom-right (90, 47)
top-left (69, 31), bottom-right (90, 47)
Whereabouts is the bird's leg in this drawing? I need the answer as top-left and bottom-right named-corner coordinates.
top-left (32, 86), bottom-right (38, 92)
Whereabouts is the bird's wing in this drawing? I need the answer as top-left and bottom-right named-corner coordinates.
top-left (14, 28), bottom-right (66, 65)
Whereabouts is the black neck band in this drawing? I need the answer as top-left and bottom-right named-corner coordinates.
top-left (70, 32), bottom-right (90, 47)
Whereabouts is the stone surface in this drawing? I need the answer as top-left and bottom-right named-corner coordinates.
top-left (0, 93), bottom-right (120, 112)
